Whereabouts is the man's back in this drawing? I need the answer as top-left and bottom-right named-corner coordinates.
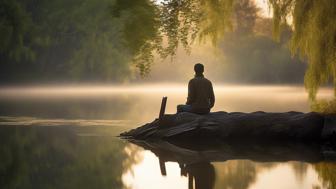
top-left (186, 75), bottom-right (215, 114)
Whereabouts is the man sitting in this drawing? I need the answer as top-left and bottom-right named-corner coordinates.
top-left (177, 63), bottom-right (215, 114)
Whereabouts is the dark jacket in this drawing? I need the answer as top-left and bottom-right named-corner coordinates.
top-left (186, 75), bottom-right (215, 114)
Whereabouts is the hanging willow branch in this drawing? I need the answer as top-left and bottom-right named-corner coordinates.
top-left (270, 0), bottom-right (336, 100)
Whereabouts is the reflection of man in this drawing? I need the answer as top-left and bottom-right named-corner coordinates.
top-left (183, 162), bottom-right (215, 189)
top-left (160, 160), bottom-right (215, 189)
top-left (177, 63), bottom-right (215, 114)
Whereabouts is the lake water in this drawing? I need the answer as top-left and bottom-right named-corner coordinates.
top-left (0, 85), bottom-right (335, 189)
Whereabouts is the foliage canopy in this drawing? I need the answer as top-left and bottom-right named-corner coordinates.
top-left (0, 0), bottom-right (335, 100)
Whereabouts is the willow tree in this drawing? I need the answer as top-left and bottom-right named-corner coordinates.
top-left (267, 0), bottom-right (336, 100)
top-left (134, 0), bottom-right (235, 75)
top-left (150, 0), bottom-right (335, 102)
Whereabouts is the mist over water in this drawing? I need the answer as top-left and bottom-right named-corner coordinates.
top-left (0, 84), bottom-right (333, 124)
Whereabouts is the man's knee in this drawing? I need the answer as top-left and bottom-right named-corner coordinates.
top-left (177, 104), bottom-right (192, 113)
top-left (177, 104), bottom-right (184, 113)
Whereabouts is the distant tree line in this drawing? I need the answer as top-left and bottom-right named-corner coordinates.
top-left (0, 0), bottom-right (159, 83)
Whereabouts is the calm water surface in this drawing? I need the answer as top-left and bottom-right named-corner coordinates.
top-left (0, 85), bottom-right (335, 189)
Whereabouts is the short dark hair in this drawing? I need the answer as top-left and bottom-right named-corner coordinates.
top-left (194, 63), bottom-right (204, 74)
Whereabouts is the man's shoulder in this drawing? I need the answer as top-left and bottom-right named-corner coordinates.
top-left (190, 77), bottom-right (212, 83)
top-left (189, 77), bottom-right (198, 83)
top-left (201, 77), bottom-right (212, 84)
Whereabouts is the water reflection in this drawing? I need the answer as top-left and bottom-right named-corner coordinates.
top-left (123, 149), bottom-right (329, 189)
top-left (0, 123), bottom-right (335, 189)
top-left (158, 150), bottom-right (215, 189)
top-left (2, 123), bottom-right (332, 189)
top-left (125, 139), bottom-right (336, 189)
top-left (182, 162), bottom-right (215, 189)
top-left (214, 160), bottom-right (257, 189)
top-left (0, 85), bottom-right (335, 189)
top-left (0, 125), bottom-right (141, 189)
top-left (314, 163), bottom-right (336, 189)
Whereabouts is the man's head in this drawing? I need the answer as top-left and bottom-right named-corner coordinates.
top-left (194, 63), bottom-right (204, 75)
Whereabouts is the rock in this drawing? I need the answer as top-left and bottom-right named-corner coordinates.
top-left (120, 111), bottom-right (336, 141)
top-left (322, 115), bottom-right (336, 140)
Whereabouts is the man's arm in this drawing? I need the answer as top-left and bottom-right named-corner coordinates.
top-left (209, 82), bottom-right (215, 108)
top-left (186, 80), bottom-right (194, 105)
